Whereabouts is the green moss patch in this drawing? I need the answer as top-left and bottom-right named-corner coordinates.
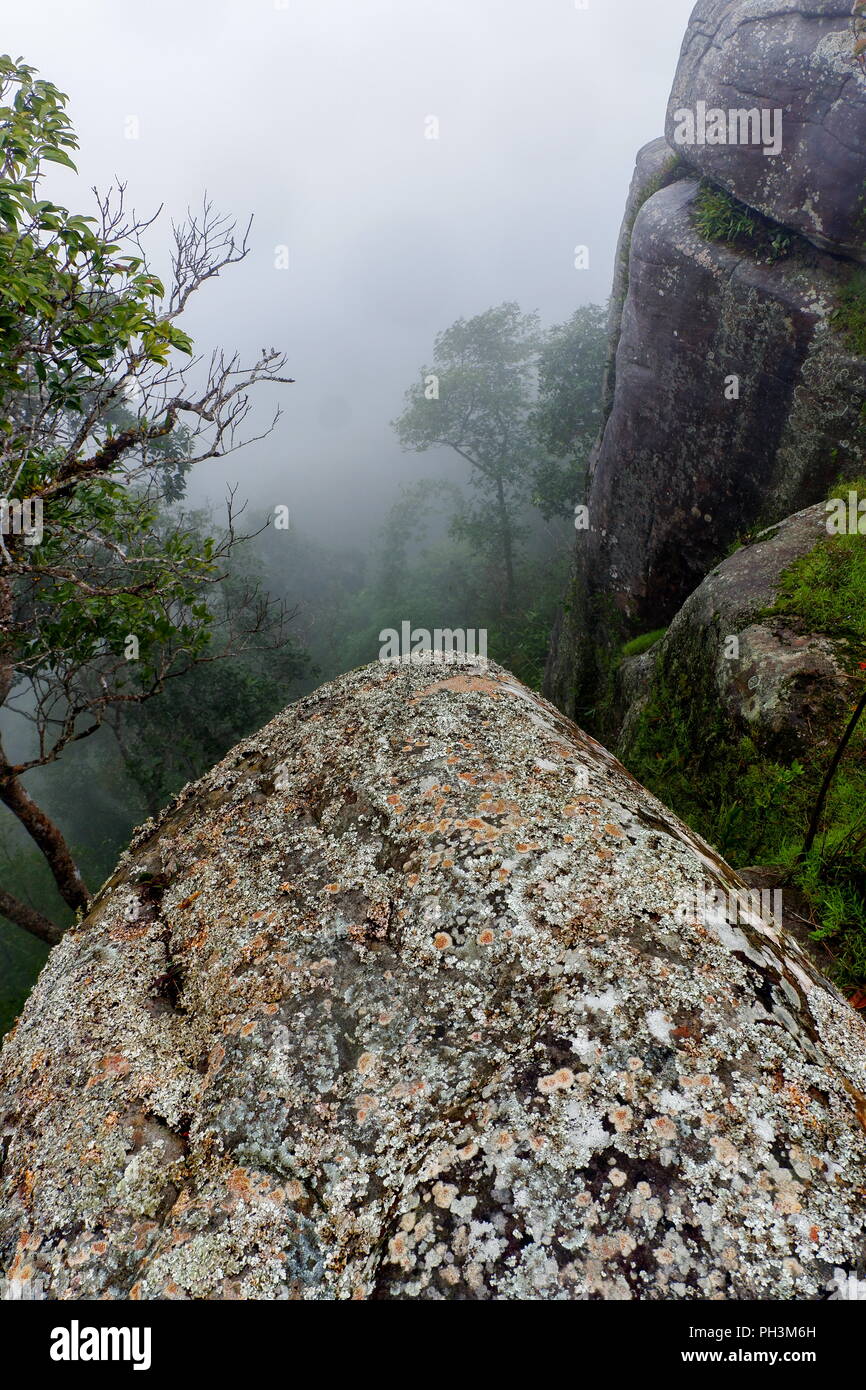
top-left (621, 628), bottom-right (667, 659)
top-left (831, 272), bottom-right (866, 357)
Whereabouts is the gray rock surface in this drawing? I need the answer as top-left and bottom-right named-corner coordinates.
top-left (545, 0), bottom-right (866, 720)
top-left (590, 178), bottom-right (865, 628)
top-left (666, 0), bottom-right (866, 260)
top-left (545, 172), bottom-right (866, 718)
top-left (2, 658), bottom-right (865, 1300)
top-left (600, 137), bottom-right (684, 422)
top-left (616, 504), bottom-right (856, 762)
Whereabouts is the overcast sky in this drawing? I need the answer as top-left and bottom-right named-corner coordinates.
top-left (2, 0), bottom-right (696, 543)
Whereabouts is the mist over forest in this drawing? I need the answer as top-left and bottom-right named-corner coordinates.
top-left (0, 0), bottom-right (696, 1028)
top-left (1, 0), bottom-right (866, 1317)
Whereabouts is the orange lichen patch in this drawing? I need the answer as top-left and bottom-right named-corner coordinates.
top-left (408, 674), bottom-right (503, 704)
top-left (433, 933), bottom-right (452, 950)
top-left (357, 1052), bottom-right (377, 1076)
top-left (278, 882), bottom-right (296, 894)
top-left (477, 929), bottom-right (495, 946)
top-left (356, 1094), bottom-right (378, 1123)
top-left (595, 847), bottom-right (614, 861)
top-left (652, 1116), bottom-right (678, 1142)
top-left (110, 923), bottom-right (153, 942)
top-left (176, 891), bottom-right (202, 911)
top-left (538, 1068), bottom-right (574, 1094)
top-left (608, 1106), bottom-right (633, 1133)
top-left (325, 883), bottom-right (341, 893)
top-left (85, 1054), bottom-right (131, 1088)
top-left (227, 1168), bottom-right (253, 1200)
top-left (680, 1073), bottom-right (714, 1091)
top-left (603, 823), bottom-right (625, 838)
top-left (710, 1136), bottom-right (740, 1166)
top-left (240, 1021), bottom-right (257, 1037)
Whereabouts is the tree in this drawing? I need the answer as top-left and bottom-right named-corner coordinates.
top-left (0, 55), bottom-right (295, 944)
top-left (110, 511), bottom-right (309, 818)
top-left (393, 303), bottom-right (545, 614)
top-left (529, 303), bottom-right (606, 519)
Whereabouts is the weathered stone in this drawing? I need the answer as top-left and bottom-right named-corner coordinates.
top-left (666, 0), bottom-right (866, 261)
top-left (616, 503), bottom-right (856, 764)
top-left (600, 137), bottom-right (685, 422)
top-left (591, 179), bottom-right (865, 628)
top-left (2, 657), bottom-right (865, 1300)
top-left (545, 174), bottom-right (866, 718)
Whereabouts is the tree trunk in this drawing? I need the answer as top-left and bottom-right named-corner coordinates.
top-left (494, 472), bottom-right (516, 614)
top-left (0, 887), bottom-right (63, 946)
top-left (0, 575), bottom-right (88, 940)
top-left (0, 764), bottom-right (91, 919)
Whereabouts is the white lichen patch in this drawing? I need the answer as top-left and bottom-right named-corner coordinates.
top-left (1, 658), bottom-right (865, 1301)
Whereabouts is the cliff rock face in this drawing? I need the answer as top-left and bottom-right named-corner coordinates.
top-left (2, 658), bottom-right (866, 1300)
top-left (589, 178), bottom-right (864, 629)
top-left (545, 0), bottom-right (866, 719)
top-left (667, 0), bottom-right (866, 261)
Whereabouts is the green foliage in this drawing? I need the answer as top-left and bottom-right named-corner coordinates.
top-left (831, 270), bottom-right (866, 357)
top-left (0, 55), bottom-right (189, 422)
top-left (622, 518), bottom-right (866, 994)
top-left (693, 181), bottom-right (792, 263)
top-left (0, 915), bottom-right (47, 1036)
top-left (621, 627), bottom-right (666, 658)
top-left (529, 304), bottom-right (606, 519)
top-left (768, 541), bottom-right (865, 662)
top-left (393, 302), bottom-right (602, 610)
top-left (114, 514), bottom-right (309, 814)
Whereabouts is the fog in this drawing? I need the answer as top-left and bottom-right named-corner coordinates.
top-left (3, 0), bottom-right (694, 543)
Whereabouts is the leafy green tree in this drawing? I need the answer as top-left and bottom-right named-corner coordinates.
top-left (0, 55), bottom-right (294, 944)
top-left (111, 513), bottom-right (309, 816)
top-left (530, 303), bottom-right (606, 518)
top-left (393, 303), bottom-right (547, 614)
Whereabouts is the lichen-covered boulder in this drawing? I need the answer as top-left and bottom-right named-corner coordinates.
top-left (666, 0), bottom-right (866, 261)
top-left (617, 503), bottom-right (857, 763)
top-left (2, 658), bottom-right (866, 1300)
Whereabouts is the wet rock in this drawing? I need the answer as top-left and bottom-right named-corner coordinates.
top-left (592, 179), bottom-right (863, 628)
top-left (666, 0), bottom-right (866, 260)
top-left (600, 137), bottom-right (685, 421)
top-left (2, 657), bottom-right (865, 1300)
top-left (616, 503), bottom-right (856, 764)
top-left (545, 176), bottom-right (866, 717)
